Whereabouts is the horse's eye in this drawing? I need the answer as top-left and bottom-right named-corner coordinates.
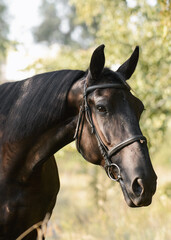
top-left (96, 105), bottom-right (107, 113)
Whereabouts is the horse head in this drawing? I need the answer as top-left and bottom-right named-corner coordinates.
top-left (70, 45), bottom-right (157, 207)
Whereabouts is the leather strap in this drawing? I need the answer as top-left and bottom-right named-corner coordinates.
top-left (85, 83), bottom-right (127, 96)
top-left (108, 135), bottom-right (146, 158)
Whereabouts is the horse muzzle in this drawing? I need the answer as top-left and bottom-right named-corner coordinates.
top-left (119, 176), bottom-right (157, 207)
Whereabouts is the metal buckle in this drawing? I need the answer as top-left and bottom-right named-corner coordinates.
top-left (106, 163), bottom-right (121, 181)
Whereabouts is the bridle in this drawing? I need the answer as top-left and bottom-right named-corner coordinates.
top-left (74, 80), bottom-right (146, 182)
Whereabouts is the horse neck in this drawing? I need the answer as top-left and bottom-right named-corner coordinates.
top-left (1, 116), bottom-right (78, 182)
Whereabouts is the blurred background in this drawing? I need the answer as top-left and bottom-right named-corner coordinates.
top-left (0, 0), bottom-right (170, 239)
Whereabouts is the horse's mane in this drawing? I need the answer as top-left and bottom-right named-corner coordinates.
top-left (0, 70), bottom-right (85, 142)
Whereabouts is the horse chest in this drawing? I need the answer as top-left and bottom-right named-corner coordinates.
top-left (0, 157), bottom-right (59, 239)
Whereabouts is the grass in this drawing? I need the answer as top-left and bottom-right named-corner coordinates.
top-left (44, 143), bottom-right (171, 240)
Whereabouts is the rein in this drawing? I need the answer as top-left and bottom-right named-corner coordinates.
top-left (74, 81), bottom-right (146, 181)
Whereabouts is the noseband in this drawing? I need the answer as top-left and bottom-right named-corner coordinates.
top-left (74, 81), bottom-right (146, 182)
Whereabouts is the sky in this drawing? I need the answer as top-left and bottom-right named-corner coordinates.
top-left (5, 0), bottom-right (43, 80)
top-left (7, 0), bottom-right (41, 47)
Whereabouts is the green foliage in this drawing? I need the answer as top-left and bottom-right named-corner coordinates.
top-left (153, 122), bottom-right (171, 165)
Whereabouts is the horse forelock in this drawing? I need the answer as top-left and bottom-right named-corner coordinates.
top-left (0, 70), bottom-right (85, 142)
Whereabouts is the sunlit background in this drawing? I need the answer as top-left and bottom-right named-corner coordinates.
top-left (0, 0), bottom-right (170, 239)
top-left (4, 0), bottom-right (42, 80)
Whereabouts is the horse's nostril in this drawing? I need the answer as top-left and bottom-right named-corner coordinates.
top-left (132, 178), bottom-right (144, 197)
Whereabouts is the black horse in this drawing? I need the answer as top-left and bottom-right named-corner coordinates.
top-left (0, 45), bottom-right (157, 239)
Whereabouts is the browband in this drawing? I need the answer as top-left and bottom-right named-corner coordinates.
top-left (85, 83), bottom-right (128, 96)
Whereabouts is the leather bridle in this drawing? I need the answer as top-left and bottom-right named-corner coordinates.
top-left (74, 81), bottom-right (146, 182)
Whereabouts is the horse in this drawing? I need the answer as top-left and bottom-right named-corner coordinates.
top-left (0, 45), bottom-right (157, 239)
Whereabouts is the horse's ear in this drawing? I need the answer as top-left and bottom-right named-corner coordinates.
top-left (87, 44), bottom-right (105, 85)
top-left (116, 46), bottom-right (139, 80)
